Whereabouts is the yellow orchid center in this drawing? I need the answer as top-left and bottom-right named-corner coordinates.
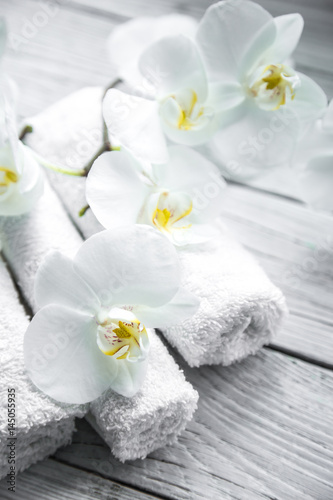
top-left (174, 90), bottom-right (204, 130)
top-left (96, 308), bottom-right (148, 360)
top-left (152, 191), bottom-right (193, 234)
top-left (160, 89), bottom-right (208, 131)
top-left (250, 64), bottom-right (301, 111)
top-left (0, 166), bottom-right (19, 190)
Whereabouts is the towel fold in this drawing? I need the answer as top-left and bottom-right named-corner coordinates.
top-left (0, 258), bottom-right (86, 479)
top-left (25, 86), bottom-right (287, 367)
top-left (162, 225), bottom-right (287, 366)
top-left (0, 177), bottom-right (198, 461)
top-left (89, 331), bottom-right (197, 461)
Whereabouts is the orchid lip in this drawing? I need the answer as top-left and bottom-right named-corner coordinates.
top-left (150, 190), bottom-right (193, 235)
top-left (248, 64), bottom-right (301, 111)
top-left (160, 88), bottom-right (210, 131)
top-left (96, 306), bottom-right (149, 360)
top-left (0, 165), bottom-right (19, 194)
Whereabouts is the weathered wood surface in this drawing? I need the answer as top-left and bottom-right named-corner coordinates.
top-left (0, 459), bottom-right (162, 500)
top-left (0, 0), bottom-right (332, 499)
top-left (55, 349), bottom-right (333, 500)
top-left (221, 185), bottom-right (333, 368)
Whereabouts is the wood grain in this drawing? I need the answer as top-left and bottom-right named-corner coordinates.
top-left (221, 184), bottom-right (333, 368)
top-left (0, 0), bottom-right (333, 499)
top-left (55, 349), bottom-right (333, 500)
top-left (0, 459), bottom-right (162, 500)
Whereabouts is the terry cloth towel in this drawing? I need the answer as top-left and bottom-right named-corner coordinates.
top-left (0, 178), bottom-right (198, 461)
top-left (162, 225), bottom-right (287, 366)
top-left (25, 87), bottom-right (287, 367)
top-left (0, 257), bottom-right (86, 479)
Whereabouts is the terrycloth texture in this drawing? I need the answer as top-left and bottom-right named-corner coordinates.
top-left (25, 87), bottom-right (287, 367)
top-left (0, 181), bottom-right (83, 311)
top-left (89, 332), bottom-right (197, 462)
top-left (26, 87), bottom-right (105, 239)
top-left (163, 224), bottom-right (287, 366)
top-left (0, 175), bottom-right (198, 460)
top-left (0, 258), bottom-right (86, 479)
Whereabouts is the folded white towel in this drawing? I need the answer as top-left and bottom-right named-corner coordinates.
top-left (89, 331), bottom-right (197, 462)
top-left (25, 87), bottom-right (287, 367)
top-left (162, 225), bottom-right (287, 366)
top-left (0, 178), bottom-right (198, 461)
top-left (0, 257), bottom-right (86, 479)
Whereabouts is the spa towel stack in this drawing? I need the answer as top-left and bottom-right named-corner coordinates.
top-left (0, 178), bottom-right (198, 461)
top-left (25, 86), bottom-right (287, 367)
top-left (0, 257), bottom-right (86, 479)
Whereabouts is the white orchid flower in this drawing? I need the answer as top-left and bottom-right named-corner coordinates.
top-left (0, 97), bottom-right (43, 216)
top-left (24, 225), bottom-right (199, 404)
top-left (107, 14), bottom-right (198, 89)
top-left (103, 34), bottom-right (226, 164)
top-left (197, 0), bottom-right (327, 179)
top-left (86, 146), bottom-right (226, 246)
top-left (294, 100), bottom-right (333, 210)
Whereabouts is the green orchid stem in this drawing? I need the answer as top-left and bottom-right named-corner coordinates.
top-left (81, 78), bottom-right (122, 177)
top-left (19, 124), bottom-right (33, 141)
top-left (82, 142), bottom-right (111, 177)
top-left (33, 152), bottom-right (86, 177)
top-left (103, 77), bottom-right (122, 99)
top-left (79, 204), bottom-right (90, 217)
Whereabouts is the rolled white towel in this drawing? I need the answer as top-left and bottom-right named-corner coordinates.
top-left (25, 86), bottom-right (287, 367)
top-left (163, 226), bottom-right (287, 366)
top-left (0, 257), bottom-right (86, 479)
top-left (0, 178), bottom-right (198, 461)
top-left (89, 332), bottom-right (197, 462)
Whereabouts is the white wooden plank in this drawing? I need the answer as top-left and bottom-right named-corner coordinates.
top-left (220, 184), bottom-right (333, 367)
top-left (1, 0), bottom-right (119, 117)
top-left (55, 349), bottom-right (333, 500)
top-left (0, 459), bottom-right (161, 500)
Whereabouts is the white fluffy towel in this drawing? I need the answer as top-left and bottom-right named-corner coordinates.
top-left (162, 225), bottom-right (287, 366)
top-left (0, 257), bottom-right (86, 480)
top-left (25, 87), bottom-right (287, 368)
top-left (0, 178), bottom-right (198, 461)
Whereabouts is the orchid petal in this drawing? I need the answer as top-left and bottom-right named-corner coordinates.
top-left (196, 0), bottom-right (272, 83)
top-left (322, 99), bottom-right (333, 131)
top-left (154, 145), bottom-right (226, 221)
top-left (0, 18), bottom-right (6, 60)
top-left (208, 104), bottom-right (301, 179)
top-left (298, 153), bottom-right (333, 210)
top-left (86, 151), bottom-right (149, 230)
top-left (109, 355), bottom-right (149, 398)
top-left (0, 144), bottom-right (44, 216)
top-left (171, 223), bottom-right (220, 246)
top-left (107, 14), bottom-right (198, 88)
top-left (160, 112), bottom-right (220, 147)
top-left (73, 225), bottom-right (180, 308)
top-left (291, 72), bottom-right (327, 124)
top-left (139, 35), bottom-right (207, 102)
top-left (207, 81), bottom-right (245, 113)
top-left (269, 14), bottom-right (304, 63)
top-left (132, 288), bottom-right (199, 328)
top-left (103, 89), bottom-right (168, 164)
top-left (35, 251), bottom-right (101, 314)
top-left (24, 304), bottom-right (118, 404)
